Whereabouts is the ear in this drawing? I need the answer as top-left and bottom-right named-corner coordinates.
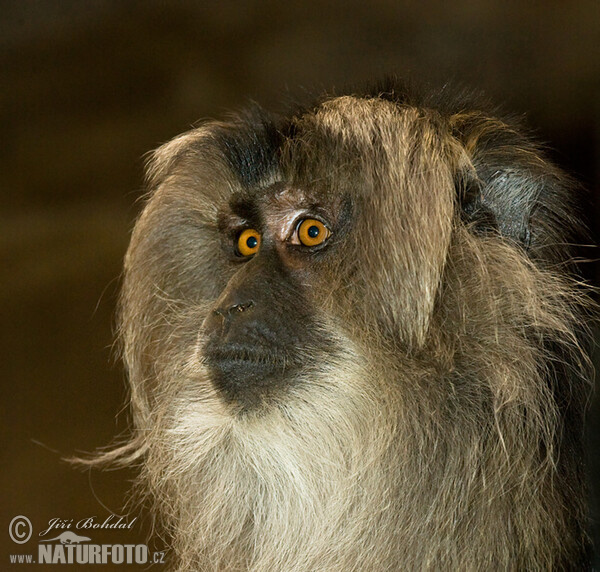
top-left (451, 112), bottom-right (580, 265)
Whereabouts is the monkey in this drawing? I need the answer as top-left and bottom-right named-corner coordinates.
top-left (104, 81), bottom-right (594, 570)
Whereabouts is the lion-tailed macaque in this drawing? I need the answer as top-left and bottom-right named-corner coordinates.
top-left (102, 82), bottom-right (594, 570)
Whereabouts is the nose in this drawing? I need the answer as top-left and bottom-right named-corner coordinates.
top-left (203, 297), bottom-right (256, 338)
top-left (214, 300), bottom-right (255, 317)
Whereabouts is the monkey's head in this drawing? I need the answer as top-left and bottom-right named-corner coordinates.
top-left (119, 87), bottom-right (591, 570)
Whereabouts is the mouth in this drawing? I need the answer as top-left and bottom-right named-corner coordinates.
top-left (205, 344), bottom-right (288, 366)
top-left (203, 342), bottom-right (299, 406)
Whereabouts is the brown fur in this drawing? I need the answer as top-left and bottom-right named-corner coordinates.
top-left (101, 87), bottom-right (593, 570)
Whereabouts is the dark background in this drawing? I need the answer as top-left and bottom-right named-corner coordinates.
top-left (1, 1), bottom-right (598, 569)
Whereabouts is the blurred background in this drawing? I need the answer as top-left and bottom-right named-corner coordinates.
top-left (1, 1), bottom-right (598, 568)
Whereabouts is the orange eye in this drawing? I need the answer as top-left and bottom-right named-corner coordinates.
top-left (297, 219), bottom-right (330, 247)
top-left (237, 229), bottom-right (261, 257)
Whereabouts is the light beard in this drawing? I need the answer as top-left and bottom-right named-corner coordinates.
top-left (141, 344), bottom-right (407, 571)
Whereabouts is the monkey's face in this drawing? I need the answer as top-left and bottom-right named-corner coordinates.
top-left (123, 97), bottom-right (458, 415)
top-left (200, 185), bottom-right (350, 408)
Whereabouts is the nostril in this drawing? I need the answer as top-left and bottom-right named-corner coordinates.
top-left (229, 300), bottom-right (255, 314)
top-left (207, 301), bottom-right (255, 338)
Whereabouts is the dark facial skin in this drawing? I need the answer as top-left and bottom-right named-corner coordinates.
top-left (202, 185), bottom-right (346, 409)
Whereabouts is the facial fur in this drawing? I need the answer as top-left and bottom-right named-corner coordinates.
top-left (109, 84), bottom-right (593, 570)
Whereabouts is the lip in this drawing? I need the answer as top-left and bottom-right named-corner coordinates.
top-left (203, 343), bottom-right (290, 369)
top-left (203, 342), bottom-right (298, 407)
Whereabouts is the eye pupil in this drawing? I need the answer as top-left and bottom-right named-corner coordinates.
top-left (246, 236), bottom-right (258, 249)
top-left (307, 225), bottom-right (320, 238)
